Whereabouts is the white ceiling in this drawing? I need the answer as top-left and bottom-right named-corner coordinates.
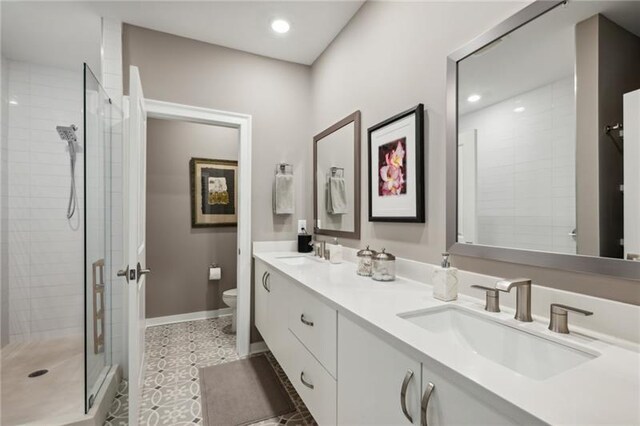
top-left (1, 1), bottom-right (364, 71)
top-left (458, 0), bottom-right (640, 116)
top-left (1, 1), bottom-right (103, 71)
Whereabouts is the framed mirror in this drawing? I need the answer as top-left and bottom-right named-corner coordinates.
top-left (314, 111), bottom-right (361, 239)
top-left (446, 0), bottom-right (640, 280)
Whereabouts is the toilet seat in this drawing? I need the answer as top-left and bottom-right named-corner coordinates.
top-left (223, 288), bottom-right (237, 298)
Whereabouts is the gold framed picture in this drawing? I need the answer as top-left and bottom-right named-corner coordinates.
top-left (189, 158), bottom-right (238, 227)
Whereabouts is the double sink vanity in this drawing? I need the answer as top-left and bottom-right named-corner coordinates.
top-left (256, 1), bottom-right (640, 424)
top-left (253, 245), bottom-right (640, 425)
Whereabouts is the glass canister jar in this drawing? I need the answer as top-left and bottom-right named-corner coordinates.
top-left (356, 246), bottom-right (377, 276)
top-left (372, 248), bottom-right (396, 281)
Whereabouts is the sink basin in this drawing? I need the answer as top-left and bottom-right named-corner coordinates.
top-left (275, 255), bottom-right (322, 266)
top-left (399, 305), bottom-right (597, 380)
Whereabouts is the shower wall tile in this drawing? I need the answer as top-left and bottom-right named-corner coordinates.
top-left (459, 76), bottom-right (576, 255)
top-left (6, 60), bottom-right (84, 342)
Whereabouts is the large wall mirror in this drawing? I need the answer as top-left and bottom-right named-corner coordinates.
top-left (314, 111), bottom-right (361, 239)
top-left (447, 0), bottom-right (640, 280)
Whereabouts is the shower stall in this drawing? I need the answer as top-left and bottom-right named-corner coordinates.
top-left (0, 61), bottom-right (121, 424)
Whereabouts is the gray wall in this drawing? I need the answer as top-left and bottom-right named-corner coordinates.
top-left (123, 24), bottom-right (312, 241)
top-left (597, 15), bottom-right (640, 258)
top-left (0, 56), bottom-right (8, 347)
top-left (576, 14), bottom-right (640, 259)
top-left (311, 1), bottom-right (640, 305)
top-left (576, 15), bottom-right (600, 257)
top-left (145, 118), bottom-right (238, 319)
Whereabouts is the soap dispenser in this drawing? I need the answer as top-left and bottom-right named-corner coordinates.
top-left (297, 227), bottom-right (313, 253)
top-left (432, 253), bottom-right (458, 301)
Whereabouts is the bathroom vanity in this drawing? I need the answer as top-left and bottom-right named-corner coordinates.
top-left (253, 246), bottom-right (640, 425)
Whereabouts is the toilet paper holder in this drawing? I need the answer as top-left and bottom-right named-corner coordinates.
top-left (209, 263), bottom-right (222, 281)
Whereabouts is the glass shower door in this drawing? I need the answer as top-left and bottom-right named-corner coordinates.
top-left (83, 63), bottom-right (113, 411)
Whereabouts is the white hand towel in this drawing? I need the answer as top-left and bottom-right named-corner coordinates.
top-left (273, 174), bottom-right (294, 215)
top-left (328, 177), bottom-right (347, 215)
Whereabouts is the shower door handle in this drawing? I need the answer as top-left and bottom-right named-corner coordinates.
top-left (117, 265), bottom-right (129, 283)
top-left (136, 262), bottom-right (151, 283)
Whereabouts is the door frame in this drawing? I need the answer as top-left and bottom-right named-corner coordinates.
top-left (145, 98), bottom-right (253, 357)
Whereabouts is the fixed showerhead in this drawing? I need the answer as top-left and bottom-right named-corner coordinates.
top-left (56, 124), bottom-right (78, 143)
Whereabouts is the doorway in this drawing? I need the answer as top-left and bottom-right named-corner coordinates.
top-left (119, 80), bottom-right (253, 423)
top-left (145, 119), bottom-right (239, 325)
top-left (144, 99), bottom-right (253, 358)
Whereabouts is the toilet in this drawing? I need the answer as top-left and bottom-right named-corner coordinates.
top-left (222, 288), bottom-right (238, 334)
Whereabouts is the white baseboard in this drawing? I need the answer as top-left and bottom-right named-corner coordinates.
top-left (146, 308), bottom-right (232, 327)
top-left (250, 341), bottom-right (268, 354)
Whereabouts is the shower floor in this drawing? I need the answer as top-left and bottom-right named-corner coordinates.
top-left (1, 335), bottom-right (84, 425)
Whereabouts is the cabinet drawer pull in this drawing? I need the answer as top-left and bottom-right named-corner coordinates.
top-left (420, 382), bottom-right (435, 426)
top-left (400, 370), bottom-right (414, 423)
top-left (300, 314), bottom-right (314, 327)
top-left (262, 272), bottom-right (271, 293)
top-left (300, 371), bottom-right (314, 390)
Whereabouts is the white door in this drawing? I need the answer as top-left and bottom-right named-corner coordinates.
top-left (624, 89), bottom-right (640, 260)
top-left (457, 130), bottom-right (477, 244)
top-left (125, 65), bottom-right (148, 425)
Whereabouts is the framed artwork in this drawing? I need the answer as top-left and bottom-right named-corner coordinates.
top-left (368, 104), bottom-right (425, 222)
top-left (190, 158), bottom-right (238, 227)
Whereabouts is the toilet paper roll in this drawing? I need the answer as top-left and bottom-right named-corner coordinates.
top-left (209, 266), bottom-right (221, 280)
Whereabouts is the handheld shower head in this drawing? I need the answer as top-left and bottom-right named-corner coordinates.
top-left (56, 124), bottom-right (79, 220)
top-left (56, 124), bottom-right (78, 143)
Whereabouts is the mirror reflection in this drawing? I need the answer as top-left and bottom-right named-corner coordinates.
top-left (314, 111), bottom-right (360, 238)
top-left (457, 1), bottom-right (640, 260)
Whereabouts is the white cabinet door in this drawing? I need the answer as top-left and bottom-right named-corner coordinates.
top-left (338, 313), bottom-right (421, 425)
top-left (267, 269), bottom-right (291, 370)
top-left (420, 362), bottom-right (542, 425)
top-left (254, 260), bottom-right (270, 344)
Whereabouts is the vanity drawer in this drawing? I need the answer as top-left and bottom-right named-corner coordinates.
top-left (288, 283), bottom-right (337, 378)
top-left (287, 330), bottom-right (337, 425)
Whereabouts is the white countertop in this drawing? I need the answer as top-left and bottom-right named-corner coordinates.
top-left (254, 250), bottom-right (640, 425)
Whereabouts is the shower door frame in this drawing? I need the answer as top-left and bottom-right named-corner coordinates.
top-left (143, 99), bottom-right (253, 357)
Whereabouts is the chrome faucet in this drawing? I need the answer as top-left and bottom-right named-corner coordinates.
top-left (311, 240), bottom-right (326, 258)
top-left (495, 278), bottom-right (533, 322)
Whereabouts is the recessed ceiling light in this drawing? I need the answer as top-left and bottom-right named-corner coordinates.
top-left (271, 19), bottom-right (290, 34)
top-left (467, 94), bottom-right (481, 103)
top-left (9, 100), bottom-right (18, 105)
top-left (513, 106), bottom-right (525, 113)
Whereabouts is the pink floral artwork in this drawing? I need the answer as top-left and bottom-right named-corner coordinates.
top-left (378, 137), bottom-right (407, 196)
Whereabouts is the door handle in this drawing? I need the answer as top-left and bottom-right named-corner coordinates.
top-left (420, 382), bottom-right (435, 426)
top-left (117, 265), bottom-right (129, 282)
top-left (264, 272), bottom-right (271, 292)
top-left (136, 262), bottom-right (151, 283)
top-left (400, 370), bottom-right (414, 423)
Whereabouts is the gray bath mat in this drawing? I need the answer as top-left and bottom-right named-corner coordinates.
top-left (199, 354), bottom-right (296, 426)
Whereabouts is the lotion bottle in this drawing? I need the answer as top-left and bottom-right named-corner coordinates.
top-left (432, 253), bottom-right (458, 301)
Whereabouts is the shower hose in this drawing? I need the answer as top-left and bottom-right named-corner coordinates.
top-left (67, 143), bottom-right (78, 220)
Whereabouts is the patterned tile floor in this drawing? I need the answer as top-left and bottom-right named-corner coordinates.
top-left (105, 316), bottom-right (316, 426)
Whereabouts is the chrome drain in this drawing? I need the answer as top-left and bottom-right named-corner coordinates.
top-left (28, 369), bottom-right (48, 378)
